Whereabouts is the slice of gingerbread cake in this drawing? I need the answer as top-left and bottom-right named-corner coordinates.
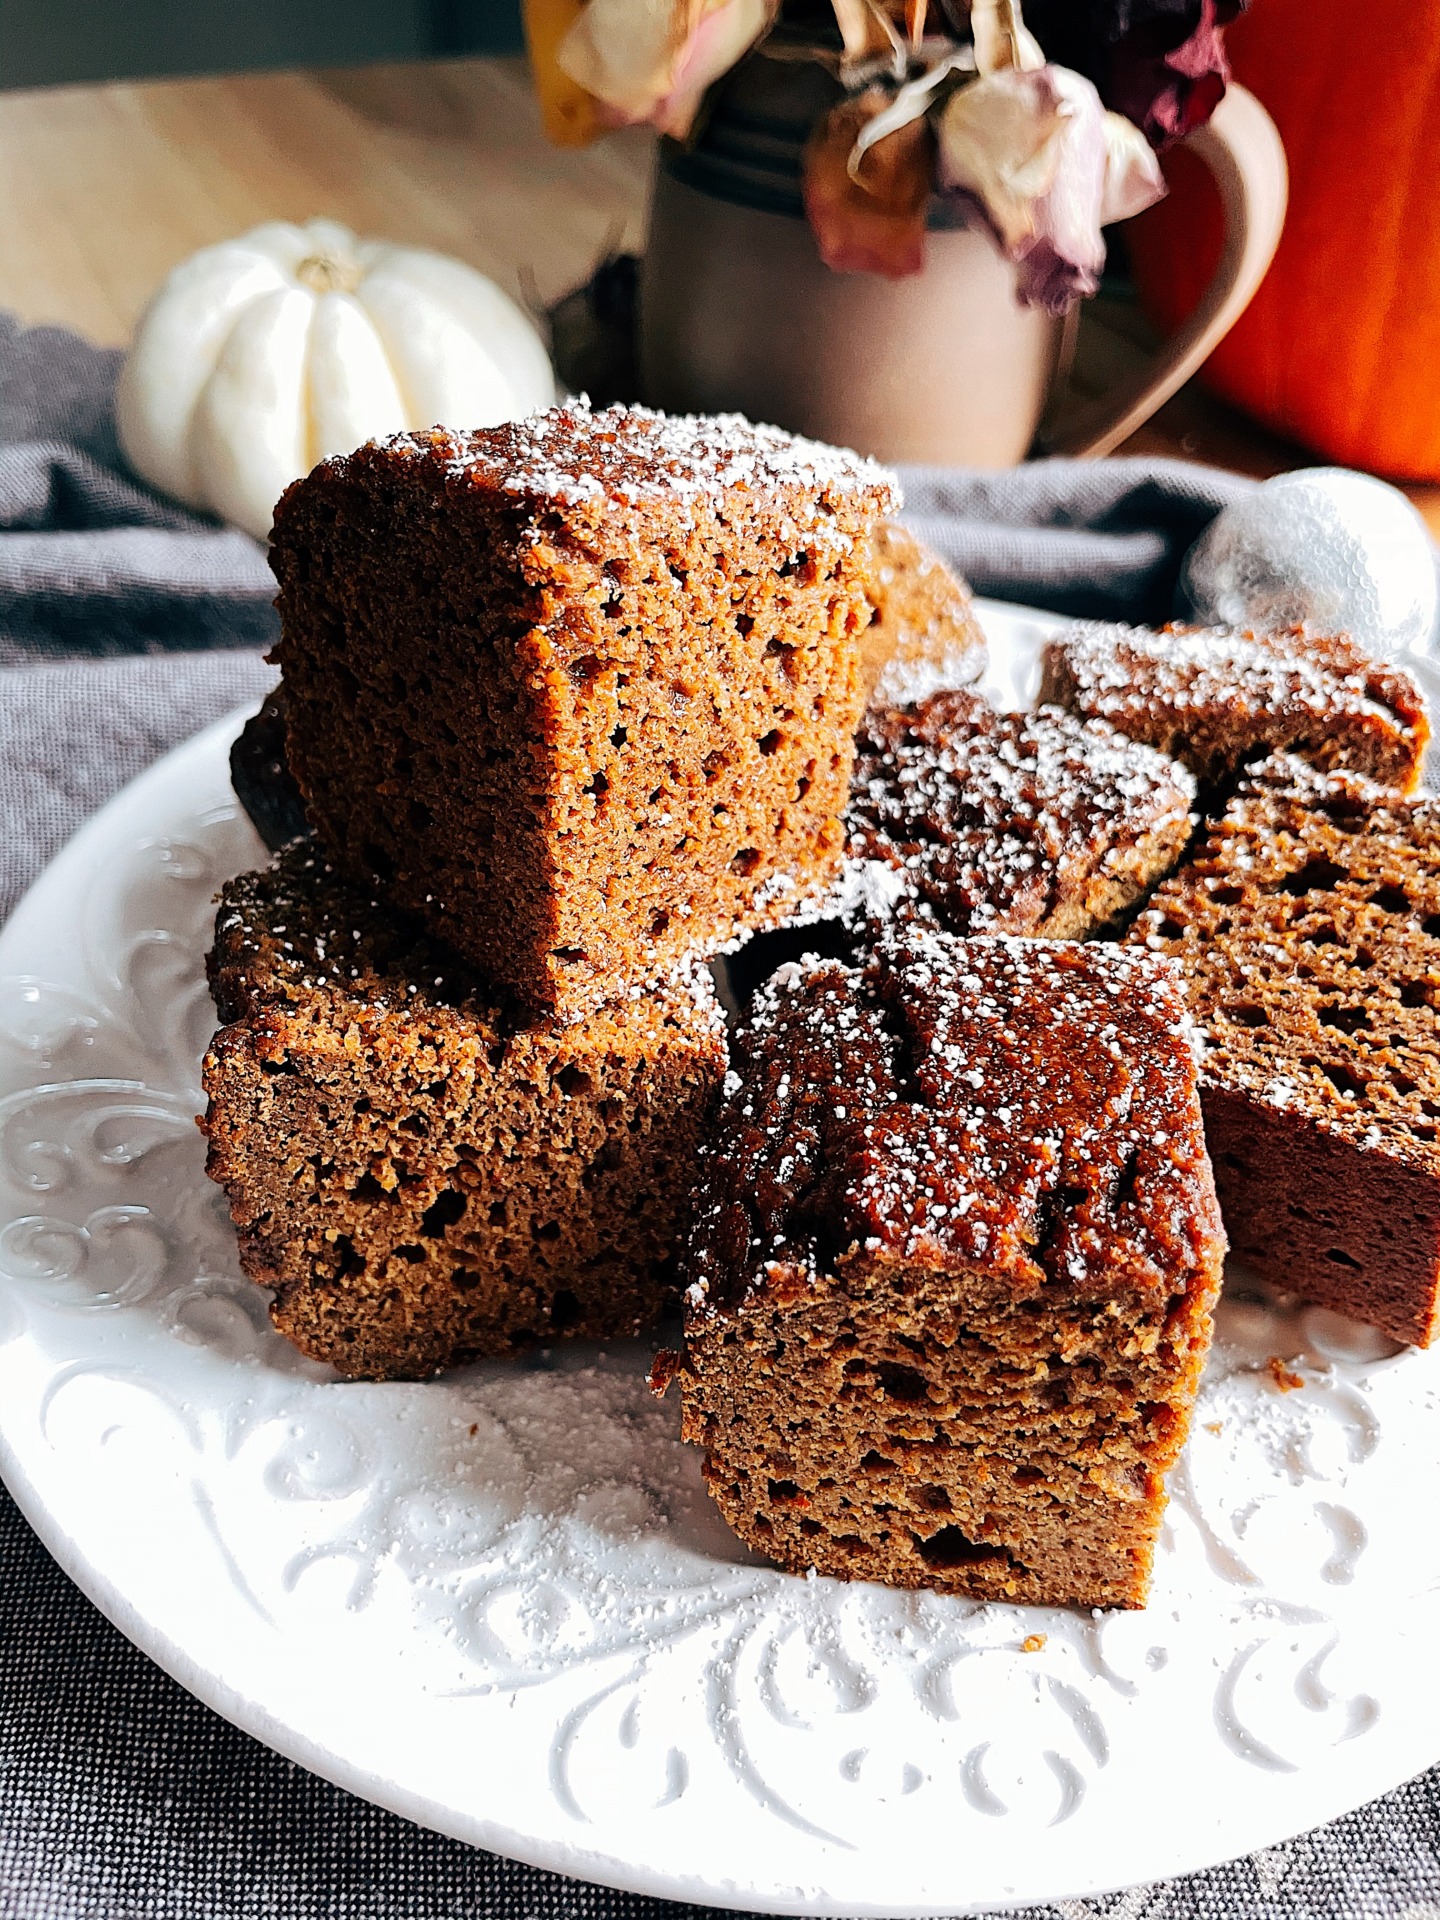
top-left (1132, 753), bottom-right (1440, 1347)
top-left (1039, 620), bottom-right (1428, 795)
top-left (201, 844), bottom-right (727, 1379)
top-left (720, 690), bottom-right (1197, 1009)
top-left (660, 930), bottom-right (1226, 1610)
top-left (269, 402), bottom-right (897, 1023)
top-left (858, 522), bottom-right (986, 708)
top-left (844, 689), bottom-right (1197, 940)
top-left (234, 522), bottom-right (979, 861)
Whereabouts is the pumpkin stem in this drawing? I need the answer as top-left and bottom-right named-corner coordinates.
top-left (296, 251), bottom-right (363, 295)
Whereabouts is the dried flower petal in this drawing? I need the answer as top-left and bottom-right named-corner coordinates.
top-left (803, 88), bottom-right (936, 278)
top-left (849, 47), bottom-right (973, 175)
top-left (524, 0), bottom-right (608, 145)
top-left (937, 63), bottom-right (1157, 313)
top-left (1100, 108), bottom-right (1165, 222)
top-left (1023, 0), bottom-right (1245, 147)
top-left (831, 0), bottom-right (907, 79)
top-left (1111, 0), bottom-right (1240, 143)
top-left (558, 0), bottom-right (776, 138)
top-left (968, 0), bottom-right (1046, 76)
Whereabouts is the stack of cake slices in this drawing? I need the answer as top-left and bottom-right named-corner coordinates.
top-left (205, 403), bottom-right (900, 1378)
top-left (206, 400), bottom-right (1435, 1612)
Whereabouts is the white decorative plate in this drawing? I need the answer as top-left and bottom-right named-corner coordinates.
top-left (2, 604), bottom-right (1440, 1917)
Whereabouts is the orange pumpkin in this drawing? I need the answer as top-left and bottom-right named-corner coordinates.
top-left (1126, 0), bottom-right (1440, 481)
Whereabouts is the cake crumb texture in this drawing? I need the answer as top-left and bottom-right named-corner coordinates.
top-left (1040, 620), bottom-right (1428, 794)
top-left (670, 930), bottom-right (1225, 1609)
top-left (201, 845), bottom-right (727, 1379)
top-left (1132, 752), bottom-right (1440, 1346)
top-left (844, 689), bottom-right (1196, 941)
top-left (270, 401), bottom-right (898, 1022)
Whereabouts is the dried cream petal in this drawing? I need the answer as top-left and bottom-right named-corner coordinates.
top-left (969, 0), bottom-right (1046, 76)
top-left (558, 0), bottom-right (772, 134)
top-left (937, 66), bottom-right (1068, 249)
top-left (1100, 109), bottom-right (1166, 224)
top-left (938, 62), bottom-right (1113, 312)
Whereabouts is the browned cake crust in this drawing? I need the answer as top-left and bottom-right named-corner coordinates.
top-left (1039, 621), bottom-right (1428, 795)
top-left (858, 522), bottom-right (987, 707)
top-left (664, 931), bottom-right (1225, 1610)
top-left (843, 689), bottom-right (1197, 940)
top-left (1131, 753), bottom-right (1440, 1347)
top-left (201, 845), bottom-right (727, 1379)
top-left (270, 403), bottom-right (897, 1023)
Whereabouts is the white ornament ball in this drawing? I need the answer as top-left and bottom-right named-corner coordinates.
top-left (117, 218), bottom-right (557, 542)
top-left (1178, 467), bottom-right (1438, 658)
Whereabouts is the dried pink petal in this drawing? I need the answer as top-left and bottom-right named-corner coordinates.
top-left (937, 65), bottom-right (1104, 311)
top-left (1100, 108), bottom-right (1165, 222)
top-left (1023, 0), bottom-right (1246, 147)
top-left (1111, 0), bottom-right (1240, 143)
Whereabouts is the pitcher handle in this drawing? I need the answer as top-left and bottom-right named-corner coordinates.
top-left (1039, 82), bottom-right (1288, 460)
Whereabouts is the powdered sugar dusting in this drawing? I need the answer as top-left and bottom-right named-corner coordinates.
top-left (1042, 621), bottom-right (1426, 783)
top-left (687, 928), bottom-right (1221, 1315)
top-left (1046, 622), bottom-right (1405, 718)
top-left (368, 401), bottom-right (899, 516)
top-left (836, 689), bottom-right (1196, 936)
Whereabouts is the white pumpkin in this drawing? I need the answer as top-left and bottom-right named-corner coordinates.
top-left (116, 218), bottom-right (557, 541)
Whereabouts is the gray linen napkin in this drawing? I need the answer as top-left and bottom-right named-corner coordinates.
top-left (898, 456), bottom-right (1258, 623)
top-left (0, 652), bottom-right (276, 920)
top-left (0, 312), bottom-right (275, 660)
top-left (1, 310), bottom-right (1438, 1920)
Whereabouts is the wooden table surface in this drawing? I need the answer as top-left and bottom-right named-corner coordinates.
top-left (2, 54), bottom-right (1436, 536)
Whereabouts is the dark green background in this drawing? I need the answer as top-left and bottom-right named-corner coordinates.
top-left (0, 0), bottom-right (525, 91)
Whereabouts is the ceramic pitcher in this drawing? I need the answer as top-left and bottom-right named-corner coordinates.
top-left (638, 49), bottom-right (1288, 466)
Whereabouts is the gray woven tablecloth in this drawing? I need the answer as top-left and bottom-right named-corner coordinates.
top-left (2, 312), bottom-right (1439, 1919)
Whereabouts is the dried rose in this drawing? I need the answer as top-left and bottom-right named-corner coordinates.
top-left (557, 0), bottom-right (776, 138)
top-left (803, 86), bottom-right (936, 277)
top-left (1022, 0), bottom-right (1246, 146)
top-left (1110, 0), bottom-right (1242, 142)
top-left (936, 63), bottom-right (1162, 313)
